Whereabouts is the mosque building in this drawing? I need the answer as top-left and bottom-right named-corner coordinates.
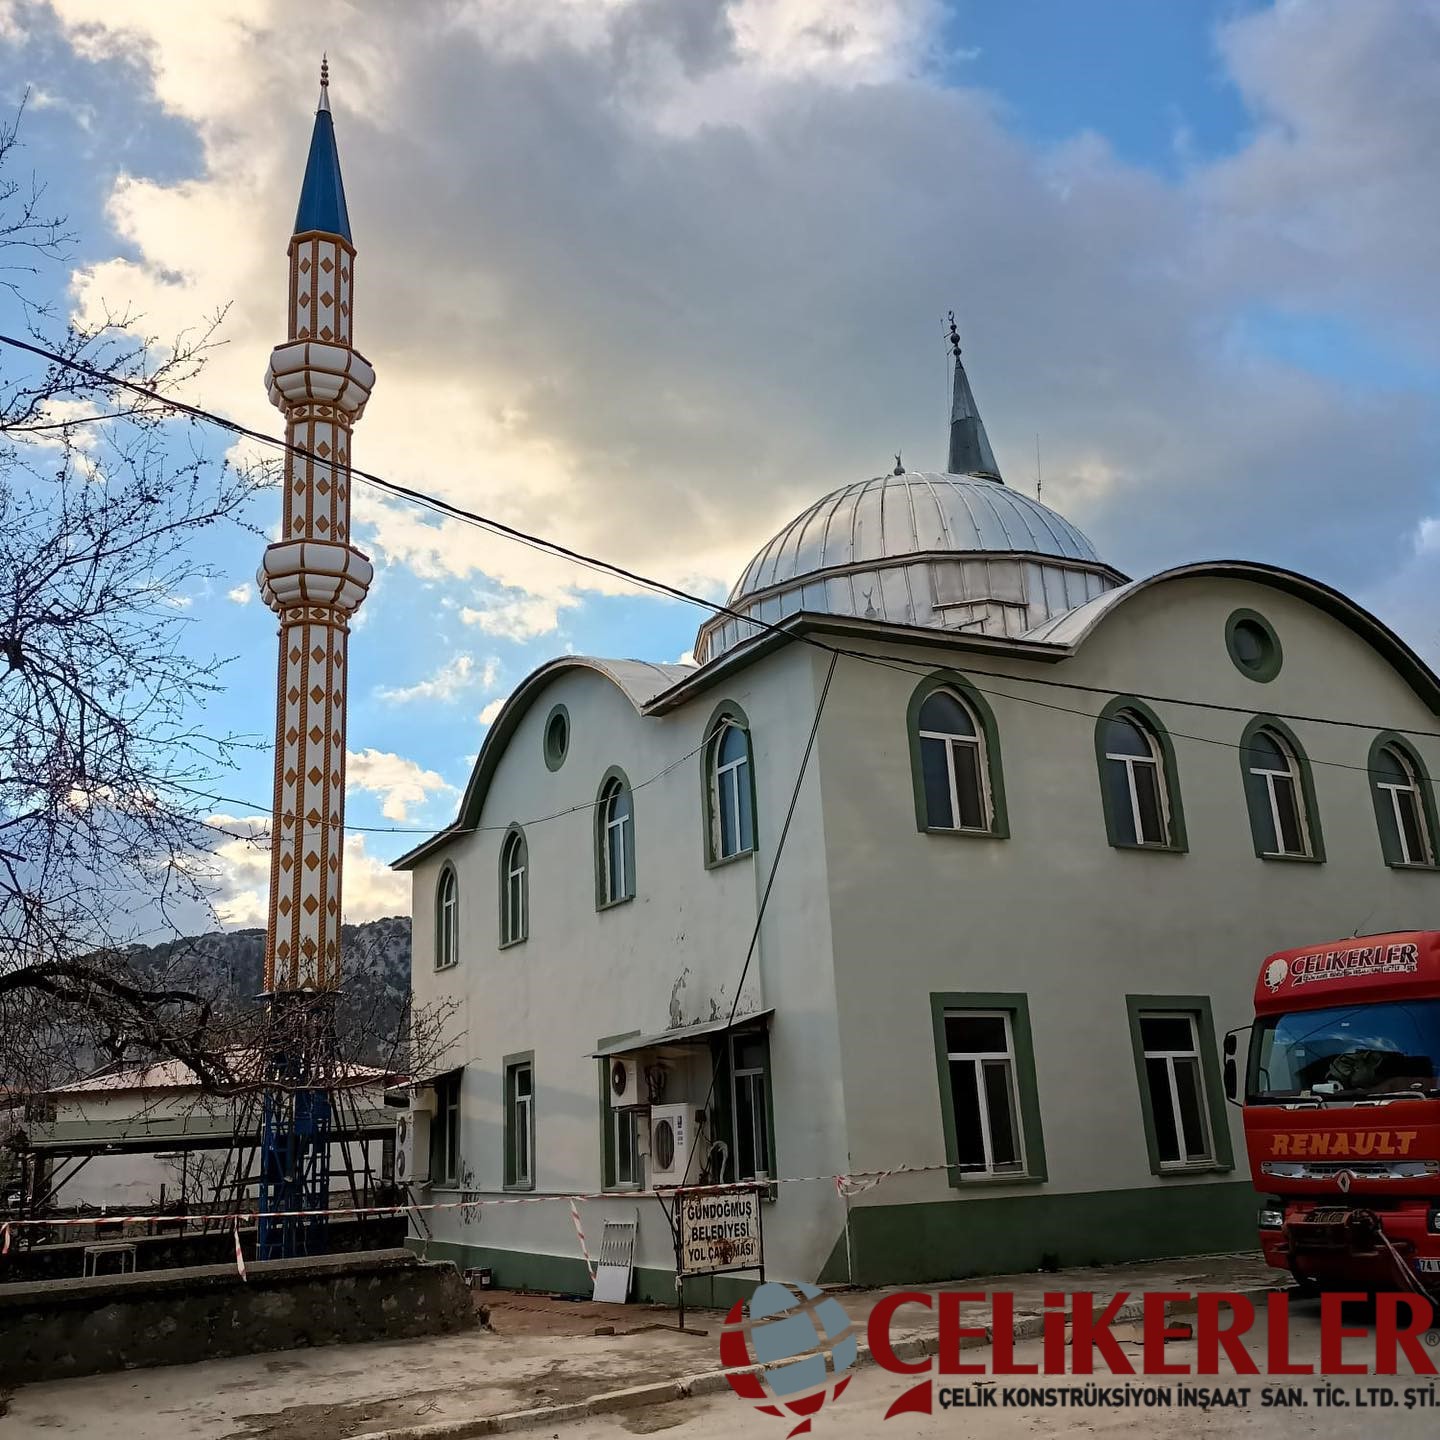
top-left (388, 184), bottom-right (1440, 1299)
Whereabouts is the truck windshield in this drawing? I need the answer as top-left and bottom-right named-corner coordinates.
top-left (1249, 998), bottom-right (1440, 1101)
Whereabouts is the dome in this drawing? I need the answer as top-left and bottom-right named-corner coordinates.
top-left (693, 341), bottom-right (1129, 664)
top-left (729, 471), bottom-right (1104, 602)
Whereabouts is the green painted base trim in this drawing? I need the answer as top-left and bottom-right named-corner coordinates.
top-left (408, 1238), bottom-right (766, 1310)
top-left (843, 1180), bottom-right (1258, 1286)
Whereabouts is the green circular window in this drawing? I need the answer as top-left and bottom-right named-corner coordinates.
top-left (1225, 609), bottom-right (1282, 683)
top-left (543, 704), bottom-right (569, 770)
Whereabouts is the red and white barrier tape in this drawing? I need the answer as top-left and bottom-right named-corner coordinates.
top-left (0, 1164), bottom-right (953, 1236)
top-left (1, 1222), bottom-right (9, 1256)
top-left (569, 1199), bottom-right (596, 1282)
top-left (233, 1221), bottom-right (247, 1282)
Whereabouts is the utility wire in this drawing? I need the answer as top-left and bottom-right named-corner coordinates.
top-left (173, 727), bottom-right (718, 844)
top-left (678, 650), bottom-right (839, 1191)
top-left (7, 329), bottom-right (1440, 750)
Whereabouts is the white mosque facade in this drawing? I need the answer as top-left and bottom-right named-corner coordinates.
top-left (396, 338), bottom-right (1440, 1299)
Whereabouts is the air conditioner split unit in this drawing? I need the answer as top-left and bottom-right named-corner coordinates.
top-left (609, 1056), bottom-right (642, 1109)
top-left (647, 1103), bottom-right (701, 1187)
top-left (395, 1107), bottom-right (431, 1184)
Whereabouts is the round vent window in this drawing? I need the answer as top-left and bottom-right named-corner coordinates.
top-left (652, 1117), bottom-right (676, 1172)
top-left (543, 704), bottom-right (569, 770)
top-left (1225, 609), bottom-right (1282, 682)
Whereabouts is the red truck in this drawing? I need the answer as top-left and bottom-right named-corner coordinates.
top-left (1226, 929), bottom-right (1440, 1295)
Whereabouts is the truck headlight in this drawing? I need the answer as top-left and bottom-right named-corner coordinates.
top-left (1258, 1207), bottom-right (1286, 1230)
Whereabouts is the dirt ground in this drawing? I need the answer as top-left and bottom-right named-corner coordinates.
top-left (0, 1289), bottom-right (723, 1440)
top-left (0, 1253), bottom-right (1283, 1440)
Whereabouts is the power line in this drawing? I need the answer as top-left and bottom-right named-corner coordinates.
top-left (679, 650), bottom-right (839, 1190)
top-left (173, 727), bottom-right (720, 845)
top-left (7, 329), bottom-right (1440, 752)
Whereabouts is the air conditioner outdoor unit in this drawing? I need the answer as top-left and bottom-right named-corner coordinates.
top-left (609, 1057), bottom-right (642, 1109)
top-left (647, 1103), bottom-right (700, 1187)
top-left (410, 1084), bottom-right (438, 1116)
top-left (395, 1107), bottom-right (431, 1185)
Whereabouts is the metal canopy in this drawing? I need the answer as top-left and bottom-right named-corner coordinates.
top-left (590, 1010), bottom-right (773, 1059)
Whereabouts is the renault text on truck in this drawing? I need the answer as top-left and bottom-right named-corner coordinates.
top-left (1227, 930), bottom-right (1440, 1294)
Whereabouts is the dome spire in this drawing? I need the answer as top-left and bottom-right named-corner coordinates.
top-left (294, 54), bottom-right (351, 241)
top-left (946, 312), bottom-right (1001, 483)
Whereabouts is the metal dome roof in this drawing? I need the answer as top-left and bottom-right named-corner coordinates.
top-left (729, 471), bottom-right (1104, 604)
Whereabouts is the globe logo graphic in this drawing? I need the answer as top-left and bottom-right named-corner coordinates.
top-left (720, 1281), bottom-right (858, 1436)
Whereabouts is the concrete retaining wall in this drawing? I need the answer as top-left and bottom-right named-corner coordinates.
top-left (0, 1247), bottom-right (475, 1384)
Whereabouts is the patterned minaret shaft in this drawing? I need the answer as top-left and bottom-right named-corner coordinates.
top-left (258, 67), bottom-right (374, 994)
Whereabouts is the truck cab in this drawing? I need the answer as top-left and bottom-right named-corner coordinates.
top-left (1228, 930), bottom-right (1440, 1294)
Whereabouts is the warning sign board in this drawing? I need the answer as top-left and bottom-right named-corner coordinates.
top-left (677, 1188), bottom-right (763, 1276)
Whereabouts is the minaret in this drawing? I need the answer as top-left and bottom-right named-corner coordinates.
top-left (946, 311), bottom-right (1002, 482)
top-left (258, 59), bottom-right (374, 997)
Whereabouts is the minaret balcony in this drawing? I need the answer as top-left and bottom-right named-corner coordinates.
top-left (266, 340), bottom-right (375, 418)
top-left (258, 538), bottom-right (373, 616)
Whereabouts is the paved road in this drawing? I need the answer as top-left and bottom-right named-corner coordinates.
top-left (571, 1299), bottom-right (1440, 1440)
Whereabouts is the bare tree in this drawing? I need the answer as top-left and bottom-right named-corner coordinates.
top-left (0, 108), bottom-right (455, 1108)
top-left (0, 101), bottom-right (266, 1093)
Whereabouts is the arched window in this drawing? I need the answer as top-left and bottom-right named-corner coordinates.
top-left (597, 774), bottom-right (635, 906)
top-left (917, 689), bottom-right (989, 831)
top-left (499, 827), bottom-right (528, 946)
top-left (1096, 702), bottom-right (1184, 850)
top-left (435, 864), bottom-right (459, 969)
top-left (1240, 721), bottom-right (1321, 861)
top-left (1370, 735), bottom-right (1436, 868)
top-left (706, 712), bottom-right (755, 863)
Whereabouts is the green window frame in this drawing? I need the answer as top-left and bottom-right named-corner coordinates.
top-left (1225, 608), bottom-right (1283, 683)
top-left (429, 1071), bottom-right (462, 1185)
top-left (1238, 715), bottom-right (1325, 863)
top-left (1367, 732), bottom-right (1440, 870)
top-left (594, 766), bottom-right (637, 909)
top-left (701, 700), bottom-right (758, 868)
top-left (498, 823), bottom-right (529, 947)
top-left (503, 1052), bottom-right (535, 1191)
top-left (435, 862), bottom-right (460, 969)
top-left (707, 1027), bottom-right (778, 1186)
top-left (1125, 996), bottom-right (1234, 1177)
top-left (597, 1032), bottom-right (642, 1191)
top-left (1093, 697), bottom-right (1187, 852)
top-left (542, 702), bottom-right (570, 771)
top-left (907, 671), bottom-right (1010, 839)
top-left (929, 992), bottom-right (1045, 1186)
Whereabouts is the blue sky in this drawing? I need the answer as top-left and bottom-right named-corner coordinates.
top-left (1, 0), bottom-right (1437, 924)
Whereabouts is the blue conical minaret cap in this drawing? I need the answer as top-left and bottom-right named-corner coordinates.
top-left (294, 57), bottom-right (351, 242)
top-left (945, 312), bottom-right (1001, 483)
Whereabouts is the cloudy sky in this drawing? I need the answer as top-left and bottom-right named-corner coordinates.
top-left (1, 0), bottom-right (1437, 926)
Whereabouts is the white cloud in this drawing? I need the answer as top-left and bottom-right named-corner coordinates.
top-left (347, 747), bottom-right (455, 821)
top-left (478, 698), bottom-right (505, 726)
top-left (376, 653), bottom-right (500, 705)
top-left (37, 0), bottom-right (1440, 650)
top-left (226, 582), bottom-right (254, 605)
top-left (460, 592), bottom-right (580, 641)
top-left (205, 812), bottom-right (408, 927)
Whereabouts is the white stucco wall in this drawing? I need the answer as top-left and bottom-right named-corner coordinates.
top-left (407, 571), bottom-right (1440, 1285)
top-left (818, 574), bottom-right (1440, 1220)
top-left (409, 650), bottom-right (850, 1284)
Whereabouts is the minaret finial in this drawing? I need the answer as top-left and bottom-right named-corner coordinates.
top-left (893, 452), bottom-right (905, 476)
top-left (947, 310), bottom-right (962, 359)
top-left (318, 54), bottom-right (330, 113)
